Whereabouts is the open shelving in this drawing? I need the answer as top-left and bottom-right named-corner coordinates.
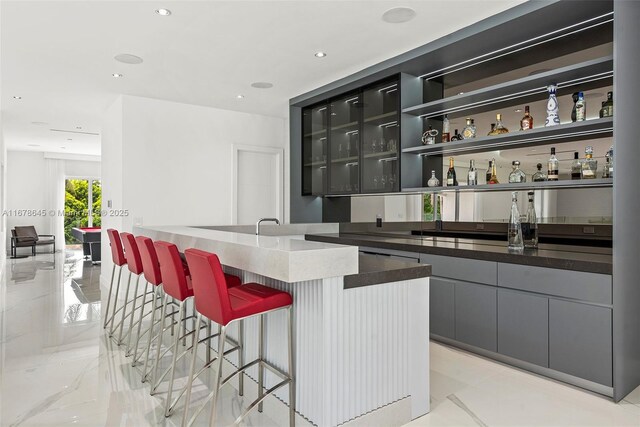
top-left (402, 117), bottom-right (613, 157)
top-left (403, 177), bottom-right (613, 194)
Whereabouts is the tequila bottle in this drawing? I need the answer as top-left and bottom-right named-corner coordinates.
top-left (427, 170), bottom-right (440, 187)
top-left (520, 105), bottom-right (533, 130)
top-left (442, 114), bottom-right (450, 143)
top-left (508, 192), bottom-right (524, 251)
top-left (489, 160), bottom-right (499, 184)
top-left (467, 159), bottom-right (478, 186)
top-left (508, 161), bottom-right (526, 183)
top-left (547, 147), bottom-right (559, 181)
top-left (581, 146), bottom-right (598, 179)
top-left (486, 160), bottom-right (493, 184)
top-left (522, 191), bottom-right (538, 249)
top-left (532, 163), bottom-right (547, 182)
top-left (575, 92), bottom-right (586, 121)
top-left (446, 157), bottom-right (458, 186)
top-left (571, 152), bottom-right (582, 180)
top-left (489, 113), bottom-right (509, 135)
top-left (461, 118), bottom-right (477, 139)
top-left (545, 84), bottom-right (560, 127)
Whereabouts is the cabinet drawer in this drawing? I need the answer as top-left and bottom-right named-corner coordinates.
top-left (430, 277), bottom-right (455, 339)
top-left (420, 254), bottom-right (497, 285)
top-left (497, 263), bottom-right (611, 304)
top-left (359, 246), bottom-right (420, 262)
top-left (455, 281), bottom-right (497, 352)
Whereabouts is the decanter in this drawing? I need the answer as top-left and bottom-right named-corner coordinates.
top-left (508, 192), bottom-right (524, 250)
top-left (532, 163), bottom-right (547, 182)
top-left (489, 113), bottom-right (509, 135)
top-left (508, 161), bottom-right (526, 183)
top-left (427, 170), bottom-right (440, 187)
top-left (545, 84), bottom-right (560, 127)
top-left (581, 146), bottom-right (598, 179)
top-left (461, 118), bottom-right (477, 139)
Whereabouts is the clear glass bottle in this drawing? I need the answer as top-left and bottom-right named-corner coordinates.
top-left (489, 113), bottom-right (509, 135)
top-left (546, 84), bottom-right (560, 127)
top-left (486, 160), bottom-right (493, 184)
top-left (532, 163), bottom-right (547, 182)
top-left (571, 92), bottom-right (579, 122)
top-left (446, 157), bottom-right (458, 186)
top-left (571, 152), bottom-right (582, 180)
top-left (599, 101), bottom-right (607, 119)
top-left (442, 114), bottom-right (450, 143)
top-left (489, 160), bottom-right (499, 184)
top-left (461, 118), bottom-right (477, 139)
top-left (575, 91), bottom-right (586, 121)
top-left (522, 191), bottom-right (538, 248)
top-left (603, 91), bottom-right (613, 117)
top-left (427, 170), bottom-right (440, 187)
top-left (467, 159), bottom-right (478, 186)
top-left (520, 105), bottom-right (533, 130)
top-left (508, 192), bottom-right (524, 250)
top-left (581, 146), bottom-right (598, 179)
top-left (605, 145), bottom-right (613, 178)
top-left (547, 147), bottom-right (559, 181)
top-left (508, 160), bottom-right (526, 183)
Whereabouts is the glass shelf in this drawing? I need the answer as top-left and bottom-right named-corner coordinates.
top-left (403, 177), bottom-right (613, 194)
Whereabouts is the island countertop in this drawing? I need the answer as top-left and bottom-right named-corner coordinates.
top-left (305, 233), bottom-right (612, 275)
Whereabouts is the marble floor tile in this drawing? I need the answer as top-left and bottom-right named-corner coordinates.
top-left (2, 250), bottom-right (640, 427)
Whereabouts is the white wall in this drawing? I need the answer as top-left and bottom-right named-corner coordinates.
top-left (5, 151), bottom-right (101, 251)
top-left (100, 95), bottom-right (286, 280)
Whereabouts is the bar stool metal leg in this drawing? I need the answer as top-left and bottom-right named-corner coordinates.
top-left (106, 266), bottom-right (124, 335)
top-left (142, 286), bottom-right (162, 382)
top-left (125, 274), bottom-right (143, 352)
top-left (116, 271), bottom-right (133, 343)
top-left (288, 306), bottom-right (296, 426)
top-left (164, 299), bottom-right (187, 417)
top-left (151, 293), bottom-right (170, 393)
top-left (110, 269), bottom-right (130, 337)
top-left (181, 312), bottom-right (203, 427)
top-left (258, 313), bottom-right (264, 412)
top-left (129, 280), bottom-right (150, 359)
top-left (208, 325), bottom-right (227, 426)
top-left (238, 319), bottom-right (244, 396)
top-left (102, 264), bottom-right (116, 329)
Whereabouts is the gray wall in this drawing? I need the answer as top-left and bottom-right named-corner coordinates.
top-left (613, 0), bottom-right (640, 402)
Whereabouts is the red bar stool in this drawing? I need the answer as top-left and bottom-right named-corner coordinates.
top-left (131, 236), bottom-right (166, 366)
top-left (152, 241), bottom-right (242, 418)
top-left (103, 229), bottom-right (127, 330)
top-left (182, 248), bottom-right (295, 427)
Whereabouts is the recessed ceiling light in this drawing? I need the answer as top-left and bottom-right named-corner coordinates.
top-left (382, 7), bottom-right (416, 23)
top-left (315, 51), bottom-right (327, 58)
top-left (114, 53), bottom-right (144, 65)
top-left (61, 146), bottom-right (66, 149)
top-left (236, 94), bottom-right (244, 99)
top-left (155, 8), bottom-right (171, 16)
top-left (458, 92), bottom-right (465, 95)
top-left (67, 138), bottom-right (73, 141)
top-left (13, 95), bottom-right (22, 99)
top-left (251, 82), bottom-right (273, 89)
top-left (32, 121), bottom-right (48, 126)
top-left (514, 108), bottom-right (523, 113)
top-left (112, 73), bottom-right (123, 78)
top-left (76, 126), bottom-right (82, 129)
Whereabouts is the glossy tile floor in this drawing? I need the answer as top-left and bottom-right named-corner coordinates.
top-left (1, 251), bottom-right (639, 427)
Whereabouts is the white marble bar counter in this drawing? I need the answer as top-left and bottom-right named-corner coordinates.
top-left (134, 225), bottom-right (358, 283)
top-left (133, 224), bottom-right (430, 426)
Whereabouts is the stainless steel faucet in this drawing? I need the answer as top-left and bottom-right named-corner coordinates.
top-left (256, 218), bottom-right (280, 235)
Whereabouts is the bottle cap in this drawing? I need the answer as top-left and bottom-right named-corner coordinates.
top-left (497, 113), bottom-right (502, 120)
top-left (574, 152), bottom-right (579, 159)
top-left (513, 160), bottom-right (520, 166)
top-left (537, 163), bottom-right (542, 169)
top-left (528, 191), bottom-right (534, 196)
top-left (551, 147), bottom-right (556, 155)
top-left (578, 91), bottom-right (584, 98)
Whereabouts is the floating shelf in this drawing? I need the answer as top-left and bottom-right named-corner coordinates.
top-left (363, 111), bottom-right (398, 126)
top-left (403, 177), bottom-right (613, 194)
top-left (401, 117), bottom-right (613, 157)
top-left (402, 56), bottom-right (613, 119)
top-left (363, 150), bottom-right (398, 160)
top-left (303, 161), bottom-right (327, 167)
top-left (331, 156), bottom-right (359, 164)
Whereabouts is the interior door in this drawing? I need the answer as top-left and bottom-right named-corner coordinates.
top-left (235, 147), bottom-right (282, 225)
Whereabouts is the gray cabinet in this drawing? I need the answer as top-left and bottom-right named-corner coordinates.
top-left (420, 254), bottom-right (497, 285)
top-left (549, 299), bottom-right (613, 386)
top-left (455, 281), bottom-right (497, 351)
top-left (498, 289), bottom-right (549, 367)
top-left (430, 278), bottom-right (455, 339)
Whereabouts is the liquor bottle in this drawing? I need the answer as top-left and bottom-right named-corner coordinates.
top-left (581, 146), bottom-right (598, 179)
top-left (546, 84), bottom-right (560, 127)
top-left (570, 152), bottom-right (582, 179)
top-left (603, 91), bottom-right (613, 117)
top-left (520, 105), bottom-right (533, 130)
top-left (508, 192), bottom-right (524, 251)
top-left (450, 129), bottom-right (462, 141)
top-left (532, 163), bottom-right (547, 182)
top-left (599, 101), bottom-right (607, 119)
top-left (571, 92), bottom-right (579, 122)
top-left (442, 114), bottom-right (450, 143)
top-left (461, 118), bottom-right (477, 139)
top-left (467, 159), bottom-right (478, 186)
top-left (522, 191), bottom-right (538, 249)
top-left (547, 147), bottom-right (559, 181)
top-left (575, 92), bottom-right (586, 121)
top-left (486, 160), bottom-right (493, 184)
top-left (604, 145), bottom-right (613, 178)
top-left (508, 160), bottom-right (526, 183)
top-left (421, 125), bottom-right (437, 145)
top-left (489, 160), bottom-right (499, 184)
top-left (488, 123), bottom-right (496, 136)
top-left (446, 157), bottom-right (458, 186)
top-left (489, 113), bottom-right (509, 135)
top-left (427, 170), bottom-right (440, 187)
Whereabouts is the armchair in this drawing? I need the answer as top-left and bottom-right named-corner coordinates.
top-left (10, 226), bottom-right (56, 257)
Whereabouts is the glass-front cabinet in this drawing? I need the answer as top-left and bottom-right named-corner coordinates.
top-left (301, 77), bottom-right (400, 196)
top-left (302, 104), bottom-right (328, 195)
top-left (361, 79), bottom-right (400, 192)
top-left (329, 92), bottom-right (361, 194)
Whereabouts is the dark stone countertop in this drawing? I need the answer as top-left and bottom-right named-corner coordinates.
top-left (306, 233), bottom-right (612, 275)
top-left (346, 254), bottom-right (432, 289)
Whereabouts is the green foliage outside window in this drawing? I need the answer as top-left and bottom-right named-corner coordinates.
top-left (64, 179), bottom-right (101, 244)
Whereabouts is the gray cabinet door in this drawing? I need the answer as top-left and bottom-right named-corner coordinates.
top-left (498, 289), bottom-right (549, 367)
top-left (455, 281), bottom-right (497, 351)
top-left (430, 278), bottom-right (455, 338)
top-left (549, 299), bottom-right (613, 386)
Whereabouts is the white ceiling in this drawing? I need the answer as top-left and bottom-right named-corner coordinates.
top-left (1, 0), bottom-right (526, 156)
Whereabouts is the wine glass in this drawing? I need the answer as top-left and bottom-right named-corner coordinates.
top-left (389, 173), bottom-right (396, 189)
top-left (381, 175), bottom-right (387, 189)
top-left (371, 139), bottom-right (378, 153)
top-left (373, 176), bottom-right (379, 189)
